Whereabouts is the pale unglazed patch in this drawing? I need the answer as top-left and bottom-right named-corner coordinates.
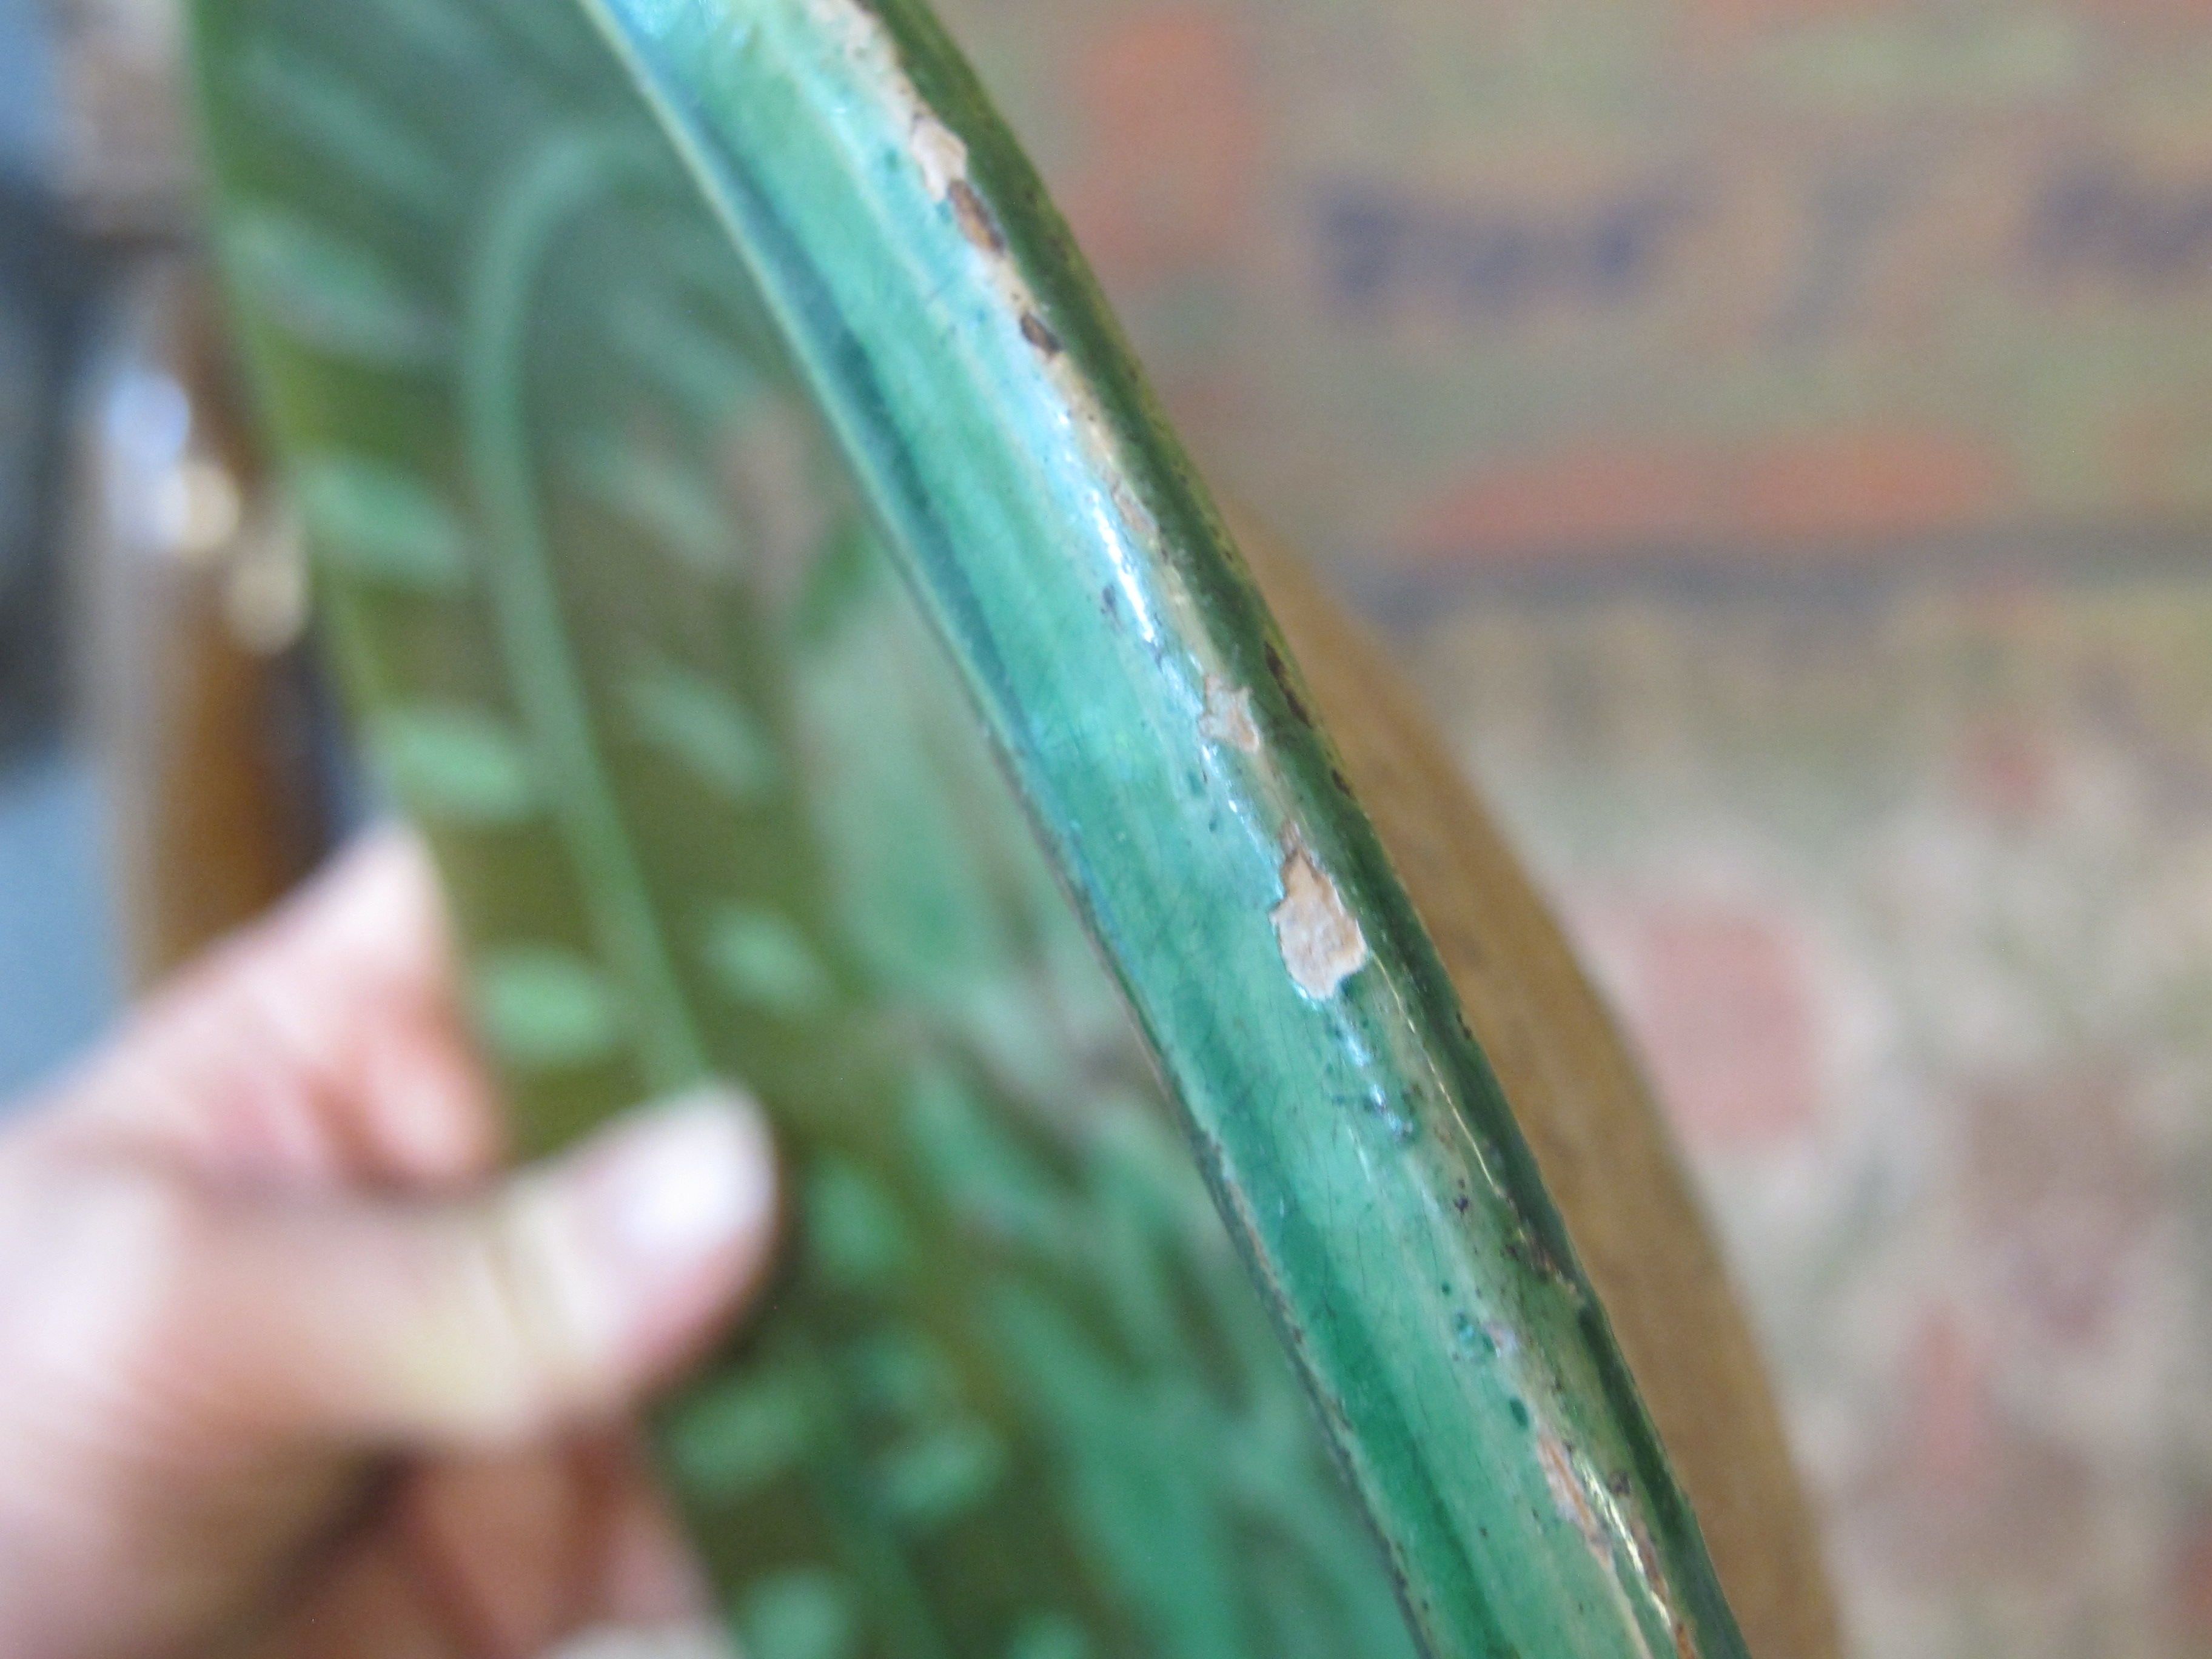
top-left (1200, 673), bottom-right (1262, 756)
top-left (809, 0), bottom-right (968, 204)
top-left (909, 110), bottom-right (968, 203)
top-left (1272, 838), bottom-right (1369, 999)
top-left (1536, 1432), bottom-right (1696, 1657)
top-left (1537, 1432), bottom-right (1612, 1556)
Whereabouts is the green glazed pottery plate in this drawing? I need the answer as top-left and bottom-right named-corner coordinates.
top-left (186, 0), bottom-right (1828, 1653)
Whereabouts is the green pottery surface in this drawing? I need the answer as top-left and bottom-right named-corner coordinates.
top-left (187, 0), bottom-right (1750, 1653)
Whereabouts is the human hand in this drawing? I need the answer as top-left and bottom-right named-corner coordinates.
top-left (0, 833), bottom-right (780, 1659)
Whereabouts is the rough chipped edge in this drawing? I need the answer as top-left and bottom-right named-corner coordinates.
top-left (1271, 834), bottom-right (1370, 1000)
top-left (1199, 673), bottom-right (1263, 756)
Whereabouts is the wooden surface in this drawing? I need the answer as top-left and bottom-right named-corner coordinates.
top-left (84, 270), bottom-right (329, 985)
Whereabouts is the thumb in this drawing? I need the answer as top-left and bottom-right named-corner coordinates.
top-left (204, 1087), bottom-right (782, 1447)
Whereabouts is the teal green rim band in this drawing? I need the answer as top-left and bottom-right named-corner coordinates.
top-left (578, 1), bottom-right (1748, 1654)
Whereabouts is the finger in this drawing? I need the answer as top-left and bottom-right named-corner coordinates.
top-left (393, 1443), bottom-right (595, 1658)
top-left (200, 1090), bottom-right (779, 1447)
top-left (538, 1623), bottom-right (738, 1659)
top-left (393, 1429), bottom-right (711, 1657)
top-left (591, 1446), bottom-right (718, 1626)
top-left (244, 1516), bottom-right (475, 1659)
top-left (62, 830), bottom-right (502, 1190)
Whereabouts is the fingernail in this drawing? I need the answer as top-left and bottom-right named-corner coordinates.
top-left (588, 1090), bottom-right (776, 1279)
top-left (520, 1087), bottom-right (776, 1381)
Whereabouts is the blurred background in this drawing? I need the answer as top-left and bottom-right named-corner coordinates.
top-left (10, 0), bottom-right (2212, 1651)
